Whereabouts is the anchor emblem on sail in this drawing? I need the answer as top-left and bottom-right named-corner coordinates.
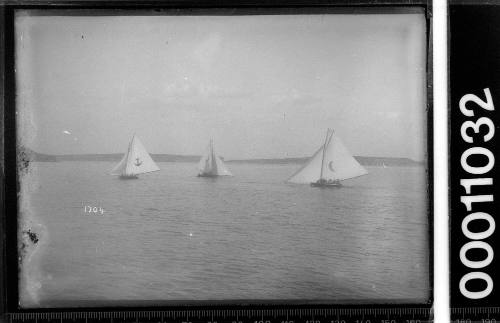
top-left (110, 134), bottom-right (160, 178)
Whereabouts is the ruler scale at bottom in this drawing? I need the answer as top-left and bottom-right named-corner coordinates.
top-left (5, 308), bottom-right (433, 323)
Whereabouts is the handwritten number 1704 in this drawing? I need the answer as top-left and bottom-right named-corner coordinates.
top-left (84, 205), bottom-right (104, 215)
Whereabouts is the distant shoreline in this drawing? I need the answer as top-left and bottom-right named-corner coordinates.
top-left (19, 146), bottom-right (424, 167)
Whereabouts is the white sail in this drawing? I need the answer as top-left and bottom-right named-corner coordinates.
top-left (214, 155), bottom-right (232, 176)
top-left (198, 140), bottom-right (232, 176)
top-left (198, 154), bottom-right (211, 174)
top-left (287, 129), bottom-right (367, 184)
top-left (111, 134), bottom-right (160, 176)
top-left (110, 153), bottom-right (128, 175)
top-left (286, 146), bottom-right (324, 184)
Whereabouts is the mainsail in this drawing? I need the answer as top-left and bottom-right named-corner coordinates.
top-left (111, 134), bottom-right (160, 177)
top-left (198, 140), bottom-right (232, 176)
top-left (287, 129), bottom-right (367, 184)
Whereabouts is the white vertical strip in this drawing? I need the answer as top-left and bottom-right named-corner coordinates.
top-left (433, 0), bottom-right (450, 322)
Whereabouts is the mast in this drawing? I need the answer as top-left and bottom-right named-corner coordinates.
top-left (319, 129), bottom-right (330, 181)
top-left (124, 136), bottom-right (134, 176)
top-left (326, 129), bottom-right (335, 179)
top-left (210, 139), bottom-right (218, 174)
top-left (209, 139), bottom-right (213, 170)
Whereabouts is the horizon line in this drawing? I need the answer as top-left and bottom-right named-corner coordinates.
top-left (21, 147), bottom-right (425, 163)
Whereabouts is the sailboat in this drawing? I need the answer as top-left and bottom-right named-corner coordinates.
top-left (111, 134), bottom-right (160, 179)
top-left (287, 128), bottom-right (368, 187)
top-left (197, 139), bottom-right (232, 177)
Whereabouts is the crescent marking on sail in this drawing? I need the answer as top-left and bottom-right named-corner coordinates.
top-left (328, 161), bottom-right (335, 172)
top-left (287, 128), bottom-right (368, 184)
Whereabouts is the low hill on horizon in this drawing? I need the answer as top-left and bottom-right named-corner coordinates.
top-left (227, 156), bottom-right (423, 167)
top-left (20, 147), bottom-right (424, 167)
top-left (18, 146), bottom-right (58, 163)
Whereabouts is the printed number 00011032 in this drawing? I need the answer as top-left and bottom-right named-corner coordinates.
top-left (458, 87), bottom-right (496, 300)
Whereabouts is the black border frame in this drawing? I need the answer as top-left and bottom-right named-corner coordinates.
top-left (0, 0), bottom-right (433, 316)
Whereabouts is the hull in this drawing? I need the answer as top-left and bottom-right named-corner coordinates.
top-left (119, 174), bottom-right (139, 179)
top-left (197, 173), bottom-right (218, 178)
top-left (310, 180), bottom-right (342, 188)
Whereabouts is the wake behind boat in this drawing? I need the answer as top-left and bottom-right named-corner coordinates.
top-left (110, 134), bottom-right (160, 179)
top-left (198, 139), bottom-right (232, 177)
top-left (287, 128), bottom-right (368, 187)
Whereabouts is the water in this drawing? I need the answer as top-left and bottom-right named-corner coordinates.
top-left (19, 162), bottom-right (429, 307)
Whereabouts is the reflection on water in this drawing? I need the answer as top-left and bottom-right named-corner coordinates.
top-left (19, 161), bottom-right (429, 307)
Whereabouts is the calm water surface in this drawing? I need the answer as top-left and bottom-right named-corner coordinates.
top-left (20, 161), bottom-right (429, 307)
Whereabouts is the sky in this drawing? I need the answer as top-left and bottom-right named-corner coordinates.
top-left (16, 10), bottom-right (427, 160)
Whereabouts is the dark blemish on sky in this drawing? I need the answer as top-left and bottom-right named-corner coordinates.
top-left (23, 229), bottom-right (39, 244)
top-left (19, 229), bottom-right (39, 266)
top-left (17, 148), bottom-right (31, 174)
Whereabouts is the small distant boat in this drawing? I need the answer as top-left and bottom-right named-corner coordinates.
top-left (111, 134), bottom-right (160, 179)
top-left (198, 139), bottom-right (232, 177)
top-left (287, 128), bottom-right (368, 187)
top-left (382, 162), bottom-right (388, 168)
